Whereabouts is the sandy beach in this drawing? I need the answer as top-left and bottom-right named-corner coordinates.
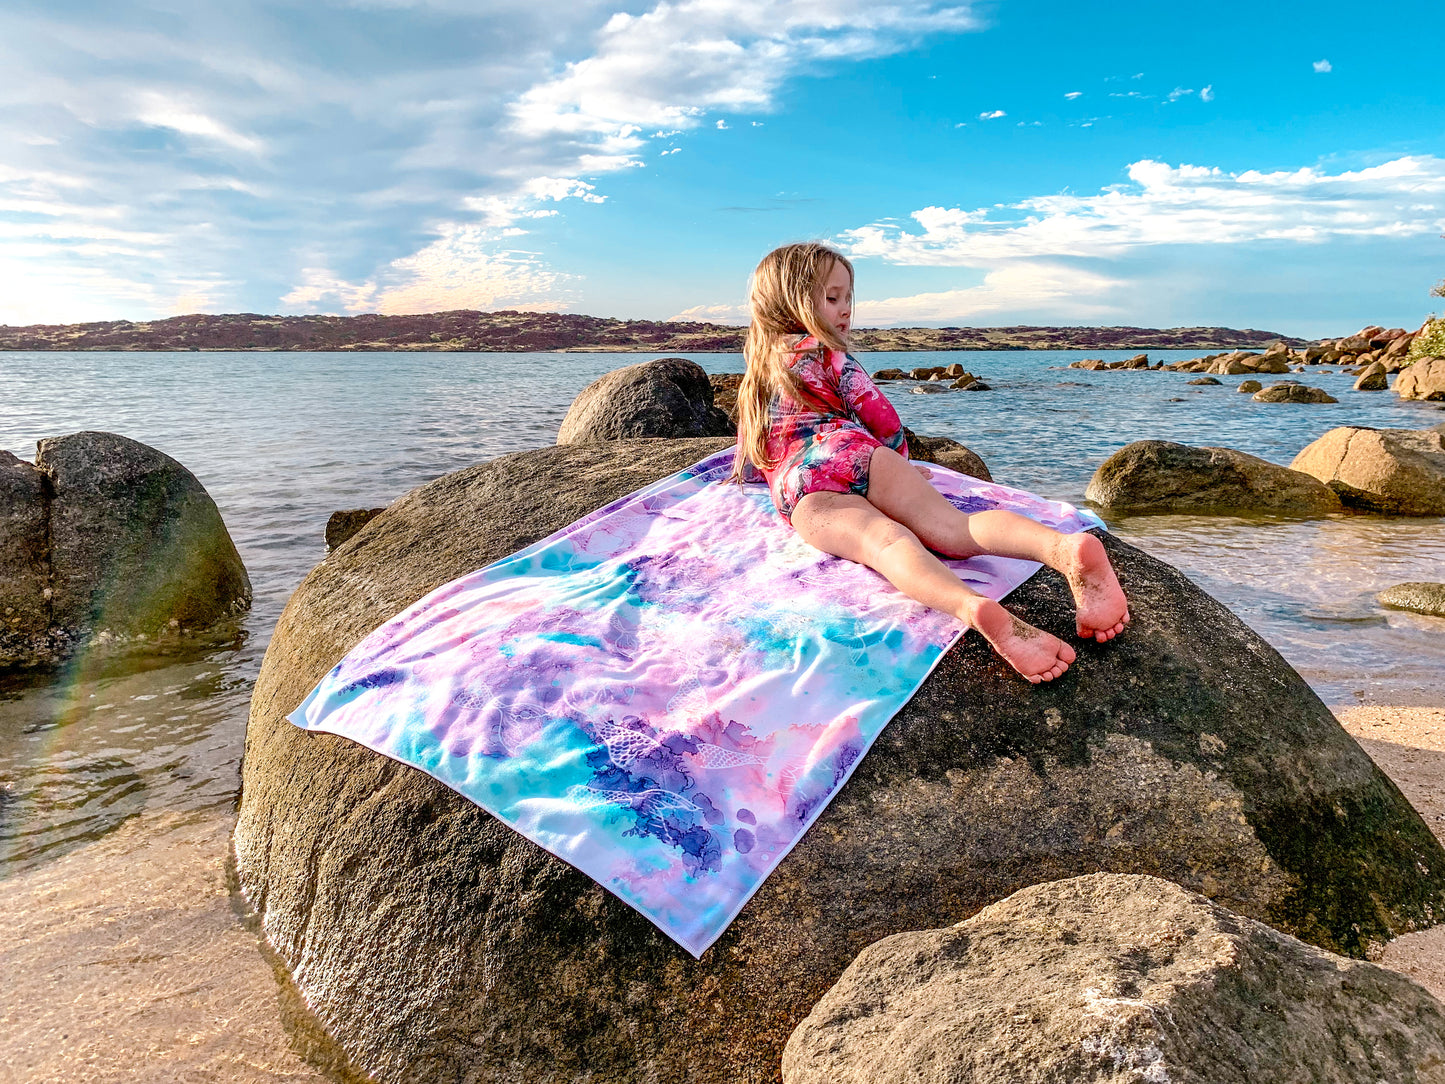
top-left (1, 701), bottom-right (1441, 1084)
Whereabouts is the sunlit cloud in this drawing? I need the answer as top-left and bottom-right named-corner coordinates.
top-left (1313, 59), bottom-right (1332, 73)
top-left (839, 156), bottom-right (1445, 265)
top-left (855, 262), bottom-right (1126, 324)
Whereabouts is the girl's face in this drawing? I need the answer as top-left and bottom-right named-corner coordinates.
top-left (815, 260), bottom-right (852, 339)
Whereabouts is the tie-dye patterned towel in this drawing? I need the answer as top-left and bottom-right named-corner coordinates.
top-left (289, 447), bottom-right (1104, 957)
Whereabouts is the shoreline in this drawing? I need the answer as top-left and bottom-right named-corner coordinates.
top-left (3, 701), bottom-right (1442, 1083)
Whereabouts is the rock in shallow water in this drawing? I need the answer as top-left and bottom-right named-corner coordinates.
top-left (557, 357), bottom-right (734, 444)
top-left (1253, 383), bottom-right (1338, 404)
top-left (1, 432), bottom-right (251, 669)
top-left (782, 874), bottom-right (1445, 1084)
top-left (1085, 440), bottom-right (1341, 516)
top-left (1291, 426), bottom-right (1445, 515)
top-left (1379, 582), bottom-right (1445, 617)
top-left (233, 436), bottom-right (1445, 1084)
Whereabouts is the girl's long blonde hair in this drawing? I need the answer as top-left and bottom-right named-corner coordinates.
top-left (728, 242), bottom-right (854, 483)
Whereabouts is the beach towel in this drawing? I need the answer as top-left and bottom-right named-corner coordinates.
top-left (289, 447), bottom-right (1104, 957)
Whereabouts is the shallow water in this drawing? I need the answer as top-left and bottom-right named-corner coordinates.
top-left (1, 347), bottom-right (1443, 874)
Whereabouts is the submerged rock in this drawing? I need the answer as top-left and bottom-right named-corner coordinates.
top-left (235, 436), bottom-right (1445, 1084)
top-left (1253, 383), bottom-right (1339, 404)
top-left (783, 874), bottom-right (1445, 1084)
top-left (1085, 440), bottom-right (1342, 515)
top-left (1378, 582), bottom-right (1445, 618)
top-left (1, 432), bottom-right (251, 669)
top-left (1291, 426), bottom-right (1445, 515)
top-left (557, 357), bottom-right (734, 444)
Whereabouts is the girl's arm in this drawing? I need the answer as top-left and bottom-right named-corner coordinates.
top-left (837, 351), bottom-right (908, 458)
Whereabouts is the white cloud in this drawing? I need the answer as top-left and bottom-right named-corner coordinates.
top-left (855, 262), bottom-right (1126, 324)
top-left (838, 155), bottom-right (1445, 265)
top-left (979, 109), bottom-right (1006, 120)
top-left (281, 229), bottom-right (573, 315)
top-left (1200, 84), bottom-right (1215, 102)
top-left (133, 92), bottom-right (265, 155)
top-left (1313, 59), bottom-right (1332, 73)
top-left (716, 118), bottom-right (729, 129)
top-left (1064, 91), bottom-right (1082, 100)
top-left (671, 302), bottom-right (749, 324)
top-left (0, 0), bottom-right (985, 322)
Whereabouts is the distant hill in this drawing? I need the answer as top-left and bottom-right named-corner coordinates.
top-left (0, 310), bottom-right (1306, 353)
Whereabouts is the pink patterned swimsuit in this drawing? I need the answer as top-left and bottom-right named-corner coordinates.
top-left (760, 338), bottom-right (908, 522)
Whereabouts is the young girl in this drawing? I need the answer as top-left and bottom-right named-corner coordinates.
top-left (729, 241), bottom-right (1129, 683)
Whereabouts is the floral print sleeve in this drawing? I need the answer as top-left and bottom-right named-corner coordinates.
top-left (836, 351), bottom-right (908, 458)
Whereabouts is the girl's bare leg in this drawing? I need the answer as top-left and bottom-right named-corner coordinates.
top-left (790, 491), bottom-right (1075, 683)
top-left (865, 446), bottom-right (1130, 641)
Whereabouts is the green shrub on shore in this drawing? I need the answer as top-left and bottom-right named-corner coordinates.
top-left (1406, 316), bottom-right (1445, 362)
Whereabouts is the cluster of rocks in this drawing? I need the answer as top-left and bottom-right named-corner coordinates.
top-left (1066, 322), bottom-right (1445, 404)
top-left (237, 356), bottom-right (1445, 1084)
top-left (872, 362), bottom-right (992, 392)
top-left (0, 431), bottom-right (250, 670)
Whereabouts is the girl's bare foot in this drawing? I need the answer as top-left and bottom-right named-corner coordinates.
top-left (969, 597), bottom-right (1076, 683)
top-left (1058, 533), bottom-right (1130, 642)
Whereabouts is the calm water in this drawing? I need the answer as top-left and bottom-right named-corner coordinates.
top-left (1, 348), bottom-right (1443, 874)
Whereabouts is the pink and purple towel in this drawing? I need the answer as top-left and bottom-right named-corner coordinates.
top-left (289, 447), bottom-right (1103, 957)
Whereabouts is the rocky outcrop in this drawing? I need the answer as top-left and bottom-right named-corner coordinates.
top-left (235, 436), bottom-right (1444, 1084)
top-left (1379, 582), bottom-right (1445, 618)
top-left (1291, 427), bottom-right (1445, 515)
top-left (557, 358), bottom-right (734, 444)
top-left (1237, 379), bottom-right (1262, 393)
top-left (1084, 441), bottom-right (1342, 515)
top-left (783, 874), bottom-right (1445, 1084)
top-left (1253, 382), bottom-right (1338, 404)
top-left (1395, 357), bottom-right (1445, 401)
top-left (1, 432), bottom-right (251, 669)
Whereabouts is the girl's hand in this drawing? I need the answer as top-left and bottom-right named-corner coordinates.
top-left (914, 464), bottom-right (933, 480)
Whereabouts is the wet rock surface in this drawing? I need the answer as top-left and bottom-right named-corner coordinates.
top-left (0, 432), bottom-right (251, 669)
top-left (236, 436), bottom-right (1444, 1084)
top-left (783, 874), bottom-right (1445, 1084)
top-left (1291, 426), bottom-right (1445, 515)
top-left (1085, 440), bottom-right (1342, 515)
top-left (557, 358), bottom-right (734, 443)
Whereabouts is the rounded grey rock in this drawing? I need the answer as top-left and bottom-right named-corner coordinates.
top-left (784, 874), bottom-right (1445, 1084)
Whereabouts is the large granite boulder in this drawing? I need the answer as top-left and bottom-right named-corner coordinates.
top-left (1396, 357), bottom-right (1445, 401)
top-left (235, 436), bottom-right (1445, 1084)
top-left (783, 874), bottom-right (1445, 1084)
top-left (1291, 426), bottom-right (1445, 514)
top-left (557, 358), bottom-right (734, 444)
top-left (1084, 440), bottom-right (1342, 515)
top-left (0, 432), bottom-right (251, 668)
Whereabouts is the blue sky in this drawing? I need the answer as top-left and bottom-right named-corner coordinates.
top-left (1, 0), bottom-right (1442, 336)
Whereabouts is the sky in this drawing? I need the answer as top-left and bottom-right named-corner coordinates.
top-left (1, 0), bottom-right (1442, 336)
